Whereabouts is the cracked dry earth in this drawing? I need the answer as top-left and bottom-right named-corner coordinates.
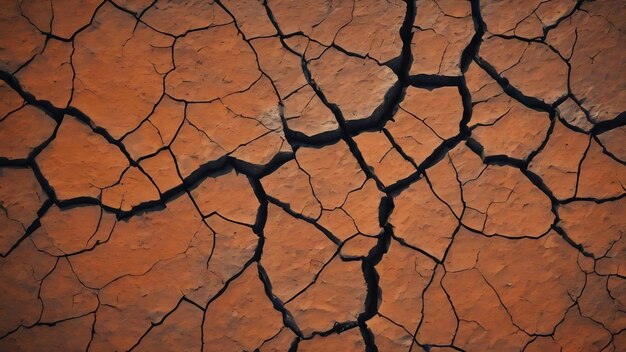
top-left (0, 0), bottom-right (625, 351)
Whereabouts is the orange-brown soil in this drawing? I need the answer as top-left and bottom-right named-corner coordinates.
top-left (0, 0), bottom-right (624, 351)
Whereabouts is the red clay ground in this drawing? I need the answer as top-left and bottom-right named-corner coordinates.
top-left (0, 0), bottom-right (625, 351)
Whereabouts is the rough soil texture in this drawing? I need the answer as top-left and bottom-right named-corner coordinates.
top-left (0, 0), bottom-right (624, 351)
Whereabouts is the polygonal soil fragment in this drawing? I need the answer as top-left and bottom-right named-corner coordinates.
top-left (446, 228), bottom-right (586, 335)
top-left (377, 239), bottom-right (436, 332)
top-left (0, 314), bottom-right (94, 351)
top-left (72, 3), bottom-right (173, 139)
top-left (251, 36), bottom-right (307, 99)
top-left (447, 143), bottom-right (487, 183)
top-left (166, 23), bottom-right (259, 102)
top-left (465, 59), bottom-right (504, 103)
top-left (36, 115), bottom-right (129, 200)
top-left (262, 204), bottom-right (337, 301)
top-left (143, 95), bottom-right (186, 144)
top-left (121, 95), bottom-right (185, 161)
top-left (461, 165), bottom-right (554, 237)
top-left (367, 314), bottom-right (415, 351)
top-left (69, 194), bottom-right (203, 288)
top-left (220, 0), bottom-right (277, 39)
top-left (0, 0), bottom-right (45, 72)
top-left (190, 168), bottom-right (259, 225)
top-left (318, 208), bottom-right (360, 243)
top-left (598, 126), bottom-right (626, 162)
top-left (556, 98), bottom-right (594, 131)
top-left (479, 36), bottom-right (569, 104)
top-left (424, 154), bottom-right (464, 217)
top-left (31, 204), bottom-right (116, 256)
top-left (547, 0), bottom-right (626, 122)
top-left (466, 60), bottom-right (553, 157)
top-left (333, 0), bottom-right (405, 63)
top-left (0, 239), bottom-right (55, 337)
top-left (0, 105), bottom-right (56, 160)
top-left (170, 119), bottom-right (226, 178)
top-left (101, 166), bottom-right (160, 211)
top-left (285, 256), bottom-right (366, 336)
top-left (596, 235), bottom-right (626, 276)
top-left (400, 86), bottom-right (464, 140)
top-left (15, 38), bottom-right (73, 108)
top-left (353, 131), bottom-right (416, 186)
top-left (342, 179), bottom-right (384, 236)
top-left (121, 121), bottom-right (167, 161)
top-left (202, 263), bottom-right (284, 352)
top-left (340, 235), bottom-right (380, 259)
top-left (229, 131), bottom-right (292, 171)
top-left (133, 301), bottom-right (203, 352)
top-left (480, 0), bottom-right (577, 37)
top-left (39, 257), bottom-right (98, 323)
top-left (391, 178), bottom-right (458, 259)
top-left (416, 266), bottom-right (457, 346)
top-left (296, 140), bottom-right (366, 209)
top-left (578, 273), bottom-right (626, 333)
top-left (576, 138), bottom-right (626, 199)
top-left (283, 35), bottom-right (327, 61)
top-left (471, 104), bottom-right (550, 161)
top-left (13, 0), bottom-right (54, 34)
top-left (204, 215), bottom-right (259, 285)
top-left (0, 167), bottom-right (47, 255)
top-left (558, 197), bottom-right (626, 259)
top-left (139, 149), bottom-right (183, 193)
top-left (553, 306), bottom-right (612, 351)
top-left (309, 48), bottom-right (397, 122)
top-left (90, 216), bottom-right (257, 351)
top-left (141, 0), bottom-right (230, 36)
top-left (528, 119), bottom-right (589, 200)
top-left (411, 0), bottom-right (474, 76)
top-left (384, 108), bottom-right (444, 167)
top-left (442, 268), bottom-right (531, 351)
top-left (283, 85), bottom-right (339, 138)
top-left (262, 159), bottom-right (322, 219)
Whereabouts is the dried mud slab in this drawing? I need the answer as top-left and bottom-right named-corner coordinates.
top-left (391, 179), bottom-right (458, 259)
top-left (0, 105), bottom-right (56, 160)
top-left (72, 3), bottom-right (174, 139)
top-left (36, 115), bottom-right (129, 200)
top-left (295, 140), bottom-right (366, 209)
top-left (547, 0), bottom-right (626, 123)
top-left (0, 168), bottom-right (48, 255)
top-left (479, 36), bottom-right (569, 105)
top-left (202, 263), bottom-right (283, 352)
top-left (411, 0), bottom-right (474, 76)
top-left (0, 1), bottom-right (46, 72)
top-left (309, 48), bottom-right (397, 123)
top-left (268, 0), bottom-right (405, 63)
top-left (0, 0), bottom-right (624, 350)
top-left (285, 256), bottom-right (367, 337)
top-left (262, 204), bottom-right (336, 301)
top-left (166, 24), bottom-right (259, 102)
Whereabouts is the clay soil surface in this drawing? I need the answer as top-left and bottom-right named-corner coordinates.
top-left (0, 0), bottom-right (625, 351)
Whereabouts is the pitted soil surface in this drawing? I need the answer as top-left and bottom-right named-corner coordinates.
top-left (0, 0), bottom-right (624, 351)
